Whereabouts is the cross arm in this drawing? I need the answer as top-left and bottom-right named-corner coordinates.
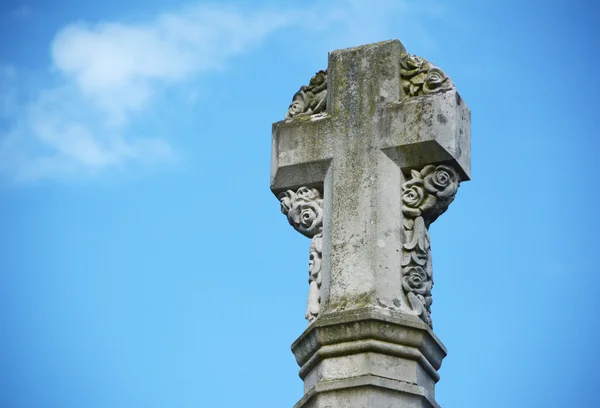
top-left (270, 114), bottom-right (334, 194)
top-left (380, 89), bottom-right (471, 181)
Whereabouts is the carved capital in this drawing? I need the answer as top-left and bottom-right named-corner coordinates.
top-left (401, 165), bottom-right (460, 327)
top-left (279, 187), bottom-right (324, 323)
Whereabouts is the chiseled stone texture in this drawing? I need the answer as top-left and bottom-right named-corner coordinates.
top-left (292, 308), bottom-right (445, 408)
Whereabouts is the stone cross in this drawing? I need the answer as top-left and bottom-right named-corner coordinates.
top-left (271, 40), bottom-right (470, 408)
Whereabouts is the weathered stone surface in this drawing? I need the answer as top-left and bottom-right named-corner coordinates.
top-left (271, 39), bottom-right (471, 407)
top-left (381, 89), bottom-right (471, 181)
top-left (295, 376), bottom-right (440, 408)
top-left (292, 308), bottom-right (445, 408)
top-left (272, 40), bottom-right (470, 323)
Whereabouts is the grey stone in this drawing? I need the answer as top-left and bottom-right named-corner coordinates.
top-left (292, 308), bottom-right (445, 408)
top-left (271, 39), bottom-right (471, 407)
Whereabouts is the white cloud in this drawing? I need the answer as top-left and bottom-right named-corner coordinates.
top-left (0, 4), bottom-right (295, 183)
top-left (50, 6), bottom-right (293, 124)
top-left (0, 0), bottom-right (446, 184)
top-left (0, 83), bottom-right (174, 182)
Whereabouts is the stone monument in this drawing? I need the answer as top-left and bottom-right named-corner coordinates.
top-left (271, 40), bottom-right (470, 408)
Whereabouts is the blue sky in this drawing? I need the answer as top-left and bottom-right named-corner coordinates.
top-left (0, 0), bottom-right (598, 407)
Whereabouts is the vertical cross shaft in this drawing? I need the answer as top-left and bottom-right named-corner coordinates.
top-left (324, 41), bottom-right (406, 313)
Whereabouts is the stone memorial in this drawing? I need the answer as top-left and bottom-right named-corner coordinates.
top-left (271, 40), bottom-right (470, 408)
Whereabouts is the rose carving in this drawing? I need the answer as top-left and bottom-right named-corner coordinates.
top-left (279, 187), bottom-right (323, 238)
top-left (402, 266), bottom-right (431, 295)
top-left (400, 53), bottom-right (454, 97)
top-left (401, 166), bottom-right (460, 224)
top-left (423, 68), bottom-right (451, 95)
top-left (290, 201), bottom-right (323, 236)
top-left (278, 187), bottom-right (325, 323)
top-left (422, 165), bottom-right (460, 198)
top-left (401, 54), bottom-right (428, 76)
top-left (402, 176), bottom-right (435, 218)
top-left (401, 164), bottom-right (460, 327)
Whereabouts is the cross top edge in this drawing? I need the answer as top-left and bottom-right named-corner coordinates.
top-left (283, 39), bottom-right (457, 121)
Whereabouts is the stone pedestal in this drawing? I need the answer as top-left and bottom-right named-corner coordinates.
top-left (292, 308), bottom-right (446, 408)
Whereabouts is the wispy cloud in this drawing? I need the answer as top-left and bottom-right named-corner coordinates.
top-left (0, 4), bottom-right (296, 183)
top-left (50, 6), bottom-right (294, 125)
top-left (0, 0), bottom-right (446, 184)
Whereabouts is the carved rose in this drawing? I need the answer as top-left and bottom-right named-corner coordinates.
top-left (290, 187), bottom-right (323, 235)
top-left (402, 169), bottom-right (436, 218)
top-left (400, 54), bottom-right (429, 77)
top-left (403, 183), bottom-right (425, 208)
top-left (400, 53), bottom-right (454, 97)
top-left (279, 187), bottom-right (323, 238)
top-left (423, 68), bottom-right (450, 95)
top-left (421, 165), bottom-right (460, 198)
top-left (295, 202), bottom-right (322, 232)
top-left (402, 266), bottom-right (431, 295)
top-left (402, 178), bottom-right (435, 218)
top-left (277, 187), bottom-right (325, 323)
top-left (401, 164), bottom-right (460, 328)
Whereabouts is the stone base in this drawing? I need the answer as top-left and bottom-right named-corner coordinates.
top-left (295, 375), bottom-right (439, 408)
top-left (291, 308), bottom-right (446, 408)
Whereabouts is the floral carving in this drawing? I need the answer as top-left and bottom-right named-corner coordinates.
top-left (400, 54), bottom-right (454, 97)
top-left (278, 187), bottom-right (324, 322)
top-left (285, 70), bottom-right (327, 120)
top-left (279, 187), bottom-right (323, 238)
top-left (401, 165), bottom-right (460, 327)
top-left (402, 266), bottom-right (431, 296)
top-left (285, 54), bottom-right (454, 116)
